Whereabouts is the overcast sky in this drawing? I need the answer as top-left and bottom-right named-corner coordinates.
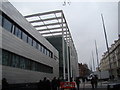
top-left (8, 0), bottom-right (119, 70)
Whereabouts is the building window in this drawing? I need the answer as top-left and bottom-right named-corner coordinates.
top-left (43, 47), bottom-right (45, 54)
top-left (25, 59), bottom-right (31, 70)
top-left (38, 44), bottom-right (42, 52)
top-left (0, 14), bottom-right (2, 26)
top-left (19, 57), bottom-right (26, 69)
top-left (31, 62), bottom-right (36, 71)
top-left (14, 27), bottom-right (22, 39)
top-left (22, 32), bottom-right (28, 42)
top-left (28, 36), bottom-right (32, 46)
top-left (11, 25), bottom-right (15, 34)
top-left (3, 17), bottom-right (12, 32)
top-left (2, 50), bottom-right (9, 66)
top-left (2, 49), bottom-right (53, 73)
top-left (18, 29), bottom-right (22, 39)
top-left (33, 40), bottom-right (37, 48)
top-left (14, 27), bottom-right (19, 36)
top-left (12, 54), bottom-right (20, 68)
top-left (36, 42), bottom-right (39, 49)
top-left (1, 13), bottom-right (53, 58)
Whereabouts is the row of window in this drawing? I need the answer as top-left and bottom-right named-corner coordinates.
top-left (0, 13), bottom-right (53, 58)
top-left (2, 49), bottom-right (53, 73)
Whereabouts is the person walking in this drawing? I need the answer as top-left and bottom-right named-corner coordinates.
top-left (91, 75), bottom-right (95, 89)
top-left (75, 77), bottom-right (80, 90)
top-left (90, 74), bottom-right (98, 89)
top-left (38, 80), bottom-right (43, 90)
top-left (51, 77), bottom-right (58, 90)
top-left (94, 75), bottom-right (98, 88)
top-left (2, 78), bottom-right (9, 90)
top-left (43, 77), bottom-right (51, 90)
top-left (82, 77), bottom-right (85, 89)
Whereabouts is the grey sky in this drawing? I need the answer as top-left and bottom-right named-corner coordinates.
top-left (8, 0), bottom-right (118, 69)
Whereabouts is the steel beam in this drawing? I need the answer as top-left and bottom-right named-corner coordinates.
top-left (37, 26), bottom-right (67, 31)
top-left (33, 22), bottom-right (65, 28)
top-left (25, 10), bottom-right (62, 18)
top-left (29, 17), bottom-right (62, 23)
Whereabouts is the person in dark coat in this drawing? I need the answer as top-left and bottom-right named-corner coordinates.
top-left (38, 80), bottom-right (43, 90)
top-left (43, 77), bottom-right (49, 90)
top-left (2, 78), bottom-right (9, 90)
top-left (51, 77), bottom-right (58, 90)
top-left (57, 77), bottom-right (60, 90)
top-left (91, 75), bottom-right (95, 89)
top-left (94, 75), bottom-right (98, 88)
top-left (91, 75), bottom-right (98, 89)
top-left (46, 78), bottom-right (51, 90)
top-left (75, 77), bottom-right (80, 90)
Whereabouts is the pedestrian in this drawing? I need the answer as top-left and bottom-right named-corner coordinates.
top-left (82, 77), bottom-right (85, 89)
top-left (94, 75), bottom-right (98, 88)
top-left (90, 75), bottom-right (95, 89)
top-left (90, 74), bottom-right (98, 89)
top-left (46, 78), bottom-right (51, 90)
top-left (38, 80), bottom-right (43, 90)
top-left (2, 78), bottom-right (9, 90)
top-left (43, 77), bottom-right (51, 90)
top-left (51, 77), bottom-right (58, 90)
top-left (75, 77), bottom-right (80, 90)
top-left (57, 77), bottom-right (61, 90)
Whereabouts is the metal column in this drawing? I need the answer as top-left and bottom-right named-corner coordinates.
top-left (66, 29), bottom-right (70, 82)
top-left (61, 12), bottom-right (66, 80)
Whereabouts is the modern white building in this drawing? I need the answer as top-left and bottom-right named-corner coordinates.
top-left (0, 1), bottom-right (59, 86)
top-left (0, 1), bottom-right (79, 89)
top-left (25, 10), bottom-right (79, 81)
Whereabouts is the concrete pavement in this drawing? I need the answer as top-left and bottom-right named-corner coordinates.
top-left (79, 81), bottom-right (108, 90)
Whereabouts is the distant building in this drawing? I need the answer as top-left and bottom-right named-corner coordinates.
top-left (100, 38), bottom-right (120, 78)
top-left (78, 63), bottom-right (91, 77)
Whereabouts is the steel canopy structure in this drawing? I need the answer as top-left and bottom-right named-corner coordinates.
top-left (25, 10), bottom-right (74, 44)
top-left (25, 10), bottom-right (78, 81)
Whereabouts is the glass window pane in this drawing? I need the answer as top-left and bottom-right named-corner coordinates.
top-left (18, 29), bottom-right (22, 39)
top-left (14, 27), bottom-right (19, 36)
top-left (0, 14), bottom-right (2, 26)
top-left (28, 36), bottom-right (32, 46)
top-left (11, 25), bottom-right (15, 34)
top-left (2, 50), bottom-right (9, 65)
top-left (22, 32), bottom-right (28, 42)
top-left (3, 17), bottom-right (12, 32)
top-left (25, 59), bottom-right (31, 70)
top-left (12, 54), bottom-right (20, 68)
top-left (43, 47), bottom-right (45, 54)
top-left (36, 42), bottom-right (38, 49)
top-left (38, 44), bottom-right (42, 52)
top-left (33, 40), bottom-right (36, 48)
top-left (31, 62), bottom-right (36, 71)
top-left (19, 57), bottom-right (25, 69)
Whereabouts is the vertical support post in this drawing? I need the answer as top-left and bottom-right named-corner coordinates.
top-left (69, 36), bottom-right (72, 79)
top-left (61, 12), bottom-right (66, 80)
top-left (66, 29), bottom-right (70, 82)
top-left (92, 51), bottom-right (95, 72)
top-left (101, 14), bottom-right (112, 77)
top-left (95, 40), bottom-right (102, 86)
top-left (95, 40), bottom-right (99, 69)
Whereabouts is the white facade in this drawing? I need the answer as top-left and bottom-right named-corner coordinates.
top-left (0, 1), bottom-right (59, 86)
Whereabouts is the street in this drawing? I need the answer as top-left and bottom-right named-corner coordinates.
top-left (79, 81), bottom-right (108, 90)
